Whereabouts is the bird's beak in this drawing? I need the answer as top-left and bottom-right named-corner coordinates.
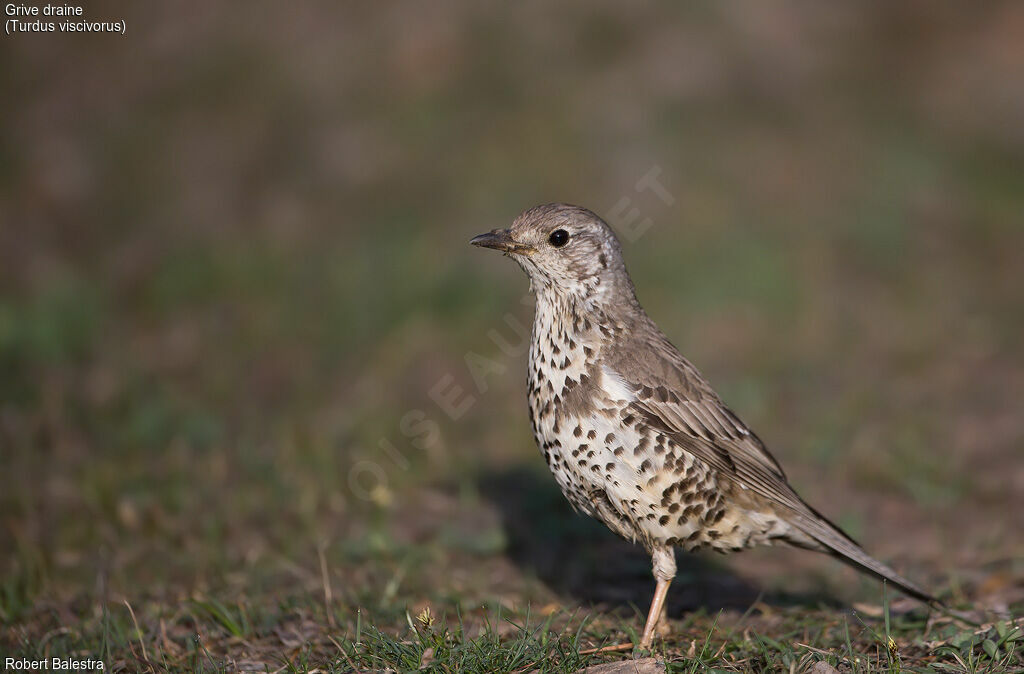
top-left (469, 229), bottom-right (535, 255)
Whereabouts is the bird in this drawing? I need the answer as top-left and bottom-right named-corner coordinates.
top-left (470, 203), bottom-right (937, 649)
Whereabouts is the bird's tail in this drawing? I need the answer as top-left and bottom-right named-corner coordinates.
top-left (785, 499), bottom-right (940, 606)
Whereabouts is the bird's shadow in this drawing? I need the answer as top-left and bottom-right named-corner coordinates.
top-left (479, 466), bottom-right (839, 617)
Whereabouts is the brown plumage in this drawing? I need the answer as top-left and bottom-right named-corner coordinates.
top-left (471, 203), bottom-right (937, 649)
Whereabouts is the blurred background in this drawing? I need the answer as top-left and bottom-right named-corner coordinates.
top-left (2, 0), bottom-right (1022, 661)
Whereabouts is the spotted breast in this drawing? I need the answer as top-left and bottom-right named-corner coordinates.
top-left (526, 288), bottom-right (783, 555)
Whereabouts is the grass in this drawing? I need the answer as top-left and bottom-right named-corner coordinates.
top-left (3, 470), bottom-right (1021, 673)
top-left (6, 580), bottom-right (1021, 672)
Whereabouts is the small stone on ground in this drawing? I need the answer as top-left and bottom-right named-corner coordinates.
top-left (809, 661), bottom-right (841, 674)
top-left (574, 657), bottom-right (665, 674)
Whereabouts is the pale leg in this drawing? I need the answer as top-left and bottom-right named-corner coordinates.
top-left (639, 546), bottom-right (676, 649)
top-left (639, 578), bottom-right (671, 649)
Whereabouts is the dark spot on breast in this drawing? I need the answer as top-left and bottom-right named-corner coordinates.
top-left (604, 433), bottom-right (615, 444)
top-left (573, 426), bottom-right (583, 438)
top-left (599, 253), bottom-right (607, 268)
top-left (659, 515), bottom-right (670, 525)
top-left (559, 362), bottom-right (602, 418)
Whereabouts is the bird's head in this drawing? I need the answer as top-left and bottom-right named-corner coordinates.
top-left (471, 203), bottom-right (633, 300)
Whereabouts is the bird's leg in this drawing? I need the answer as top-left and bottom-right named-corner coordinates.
top-left (656, 602), bottom-right (671, 637)
top-left (639, 546), bottom-right (676, 650)
top-left (639, 579), bottom-right (671, 649)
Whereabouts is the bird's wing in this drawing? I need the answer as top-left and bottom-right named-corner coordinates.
top-left (605, 328), bottom-right (809, 516)
top-left (632, 391), bottom-right (826, 529)
top-left (605, 326), bottom-right (938, 603)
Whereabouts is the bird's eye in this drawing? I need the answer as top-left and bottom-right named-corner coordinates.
top-left (549, 229), bottom-right (569, 247)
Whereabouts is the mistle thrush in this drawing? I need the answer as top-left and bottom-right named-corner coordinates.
top-left (471, 203), bottom-right (936, 649)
